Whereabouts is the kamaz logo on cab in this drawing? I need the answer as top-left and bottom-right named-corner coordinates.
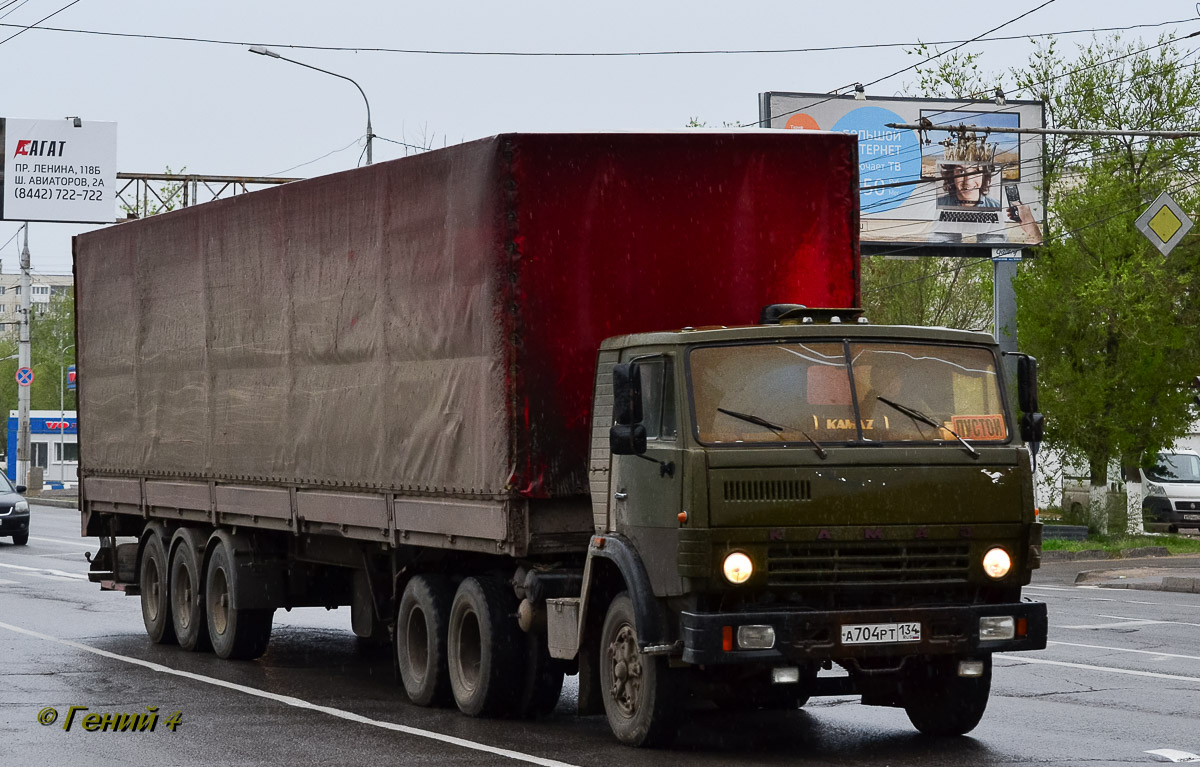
top-left (13, 139), bottom-right (67, 158)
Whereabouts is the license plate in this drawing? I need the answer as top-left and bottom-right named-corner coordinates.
top-left (841, 622), bottom-right (922, 645)
top-left (1183, 514), bottom-right (1200, 522)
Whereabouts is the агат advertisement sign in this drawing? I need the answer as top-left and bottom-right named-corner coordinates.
top-left (0, 118), bottom-right (117, 224)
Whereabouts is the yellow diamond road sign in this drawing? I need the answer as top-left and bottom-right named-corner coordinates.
top-left (1135, 192), bottom-right (1193, 256)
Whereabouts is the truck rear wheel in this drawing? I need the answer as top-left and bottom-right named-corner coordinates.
top-left (599, 592), bottom-right (678, 747)
top-left (169, 528), bottom-right (211, 652)
top-left (139, 531), bottom-right (176, 645)
top-left (447, 576), bottom-right (524, 717)
top-left (396, 574), bottom-right (453, 707)
top-left (903, 656), bottom-right (991, 736)
top-left (204, 536), bottom-right (273, 660)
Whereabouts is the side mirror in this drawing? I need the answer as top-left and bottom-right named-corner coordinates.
top-left (1020, 412), bottom-right (1044, 447)
top-left (610, 423), bottom-right (648, 456)
top-left (15, 485), bottom-right (26, 494)
top-left (1017, 355), bottom-right (1039, 414)
top-left (612, 363), bottom-right (643, 426)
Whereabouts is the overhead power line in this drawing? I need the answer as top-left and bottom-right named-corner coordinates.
top-left (0, 15), bottom-right (1192, 57)
top-left (0, 0), bottom-right (82, 47)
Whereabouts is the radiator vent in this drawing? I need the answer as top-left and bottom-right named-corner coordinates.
top-left (723, 479), bottom-right (811, 503)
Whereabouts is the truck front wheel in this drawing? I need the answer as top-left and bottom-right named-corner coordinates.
top-left (139, 531), bottom-right (176, 645)
top-left (204, 537), bottom-right (273, 660)
top-left (447, 576), bottom-right (524, 717)
top-left (599, 592), bottom-right (678, 747)
top-left (903, 656), bottom-right (991, 736)
top-left (396, 574), bottom-right (453, 707)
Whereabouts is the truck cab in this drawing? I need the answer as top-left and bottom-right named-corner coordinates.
top-left (574, 308), bottom-right (1047, 745)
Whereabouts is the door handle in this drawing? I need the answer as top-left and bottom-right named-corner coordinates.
top-left (614, 492), bottom-right (628, 501)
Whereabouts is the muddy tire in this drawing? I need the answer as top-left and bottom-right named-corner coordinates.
top-left (903, 656), bottom-right (991, 736)
top-left (447, 576), bottom-right (524, 717)
top-left (139, 531), bottom-right (176, 645)
top-left (169, 528), bottom-right (211, 652)
top-left (396, 574), bottom-right (454, 707)
top-left (204, 536), bottom-right (273, 660)
top-left (518, 633), bottom-right (566, 718)
top-left (599, 592), bottom-right (678, 747)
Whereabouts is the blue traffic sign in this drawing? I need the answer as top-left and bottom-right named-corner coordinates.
top-left (15, 367), bottom-right (33, 386)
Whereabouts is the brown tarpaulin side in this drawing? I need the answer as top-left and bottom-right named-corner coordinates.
top-left (76, 137), bottom-right (512, 495)
top-left (74, 132), bottom-right (860, 499)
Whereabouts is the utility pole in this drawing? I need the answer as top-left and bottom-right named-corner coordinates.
top-left (17, 224), bottom-right (31, 487)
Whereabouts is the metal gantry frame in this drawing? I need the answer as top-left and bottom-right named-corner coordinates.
top-left (114, 173), bottom-right (300, 220)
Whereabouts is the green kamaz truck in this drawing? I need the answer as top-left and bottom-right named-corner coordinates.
top-left (74, 131), bottom-right (1046, 747)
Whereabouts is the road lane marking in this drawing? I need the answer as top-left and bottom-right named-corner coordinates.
top-left (0, 620), bottom-right (581, 767)
top-left (0, 578), bottom-right (18, 585)
top-left (1146, 748), bottom-right (1200, 762)
top-left (29, 536), bottom-right (96, 549)
top-left (0, 562), bottom-right (88, 580)
top-left (1059, 619), bottom-right (1164, 630)
top-left (1095, 613), bottom-right (1200, 628)
top-left (998, 656), bottom-right (1200, 684)
top-left (1047, 641), bottom-right (1200, 662)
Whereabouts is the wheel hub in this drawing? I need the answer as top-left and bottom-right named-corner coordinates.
top-left (607, 624), bottom-right (642, 717)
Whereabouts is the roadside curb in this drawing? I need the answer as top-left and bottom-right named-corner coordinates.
top-left (1043, 546), bottom-right (1170, 563)
top-left (29, 498), bottom-right (79, 510)
top-left (1085, 575), bottom-right (1200, 594)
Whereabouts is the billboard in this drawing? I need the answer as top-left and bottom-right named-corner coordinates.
top-left (759, 93), bottom-right (1045, 248)
top-left (0, 118), bottom-right (117, 224)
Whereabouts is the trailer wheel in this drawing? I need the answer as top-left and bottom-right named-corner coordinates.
top-left (903, 656), bottom-right (991, 736)
top-left (599, 592), bottom-right (679, 747)
top-left (517, 634), bottom-right (566, 718)
top-left (447, 576), bottom-right (524, 717)
top-left (169, 528), bottom-right (211, 652)
top-left (396, 574), bottom-right (453, 707)
top-left (204, 536), bottom-right (273, 660)
top-left (139, 532), bottom-right (176, 645)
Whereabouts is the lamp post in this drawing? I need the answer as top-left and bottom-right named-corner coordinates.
top-left (58, 343), bottom-right (74, 483)
top-left (248, 46), bottom-right (374, 165)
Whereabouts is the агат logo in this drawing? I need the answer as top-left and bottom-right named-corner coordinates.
top-left (13, 139), bottom-right (67, 158)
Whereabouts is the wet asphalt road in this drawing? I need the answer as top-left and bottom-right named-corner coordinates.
top-left (2, 505), bottom-right (1199, 766)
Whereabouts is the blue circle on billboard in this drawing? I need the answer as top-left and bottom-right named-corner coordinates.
top-left (831, 107), bottom-right (919, 214)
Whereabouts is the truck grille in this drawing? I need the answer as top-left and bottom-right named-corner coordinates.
top-left (723, 479), bottom-right (811, 503)
top-left (766, 541), bottom-right (971, 587)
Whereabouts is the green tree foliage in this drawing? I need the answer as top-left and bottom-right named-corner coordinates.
top-left (1010, 35), bottom-right (1200, 525)
top-left (30, 292), bottom-right (77, 412)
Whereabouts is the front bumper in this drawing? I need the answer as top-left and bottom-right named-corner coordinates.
top-left (680, 600), bottom-right (1047, 665)
top-left (1144, 497), bottom-right (1200, 525)
top-left (0, 511), bottom-right (29, 535)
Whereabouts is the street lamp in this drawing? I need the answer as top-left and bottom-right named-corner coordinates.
top-left (248, 45), bottom-right (374, 165)
top-left (58, 344), bottom-right (74, 483)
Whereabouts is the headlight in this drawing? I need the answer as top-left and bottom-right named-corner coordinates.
top-left (982, 548), bottom-right (1011, 579)
top-left (1145, 483), bottom-right (1166, 498)
top-left (722, 552), bottom-right (753, 584)
top-left (14, 500), bottom-right (28, 512)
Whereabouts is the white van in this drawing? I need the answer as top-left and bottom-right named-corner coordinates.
top-left (1142, 450), bottom-right (1200, 532)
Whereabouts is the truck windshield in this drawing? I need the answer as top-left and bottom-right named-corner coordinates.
top-left (689, 341), bottom-right (1007, 446)
top-left (1145, 453), bottom-right (1200, 483)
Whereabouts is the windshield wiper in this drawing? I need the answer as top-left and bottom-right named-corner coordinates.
top-left (874, 396), bottom-right (979, 458)
top-left (716, 407), bottom-right (828, 459)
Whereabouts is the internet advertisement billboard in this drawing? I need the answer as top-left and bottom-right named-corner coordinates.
top-left (759, 93), bottom-right (1045, 248)
top-left (0, 118), bottom-right (117, 224)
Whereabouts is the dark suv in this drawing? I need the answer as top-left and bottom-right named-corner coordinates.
top-left (0, 474), bottom-right (30, 545)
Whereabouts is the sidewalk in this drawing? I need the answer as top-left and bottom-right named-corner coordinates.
top-left (1036, 551), bottom-right (1200, 594)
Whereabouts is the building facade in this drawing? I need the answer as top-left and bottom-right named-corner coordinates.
top-left (7, 409), bottom-right (78, 487)
top-left (0, 272), bottom-right (73, 332)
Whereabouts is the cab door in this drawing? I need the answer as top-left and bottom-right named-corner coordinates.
top-left (610, 354), bottom-right (685, 596)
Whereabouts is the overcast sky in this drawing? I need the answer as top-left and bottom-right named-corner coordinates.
top-left (1, 0), bottom-right (1197, 274)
